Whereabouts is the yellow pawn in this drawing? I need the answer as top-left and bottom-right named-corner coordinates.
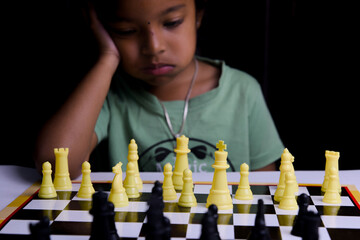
top-left (77, 161), bottom-right (95, 198)
top-left (109, 162), bottom-right (129, 207)
top-left (278, 172), bottom-right (298, 210)
top-left (162, 163), bottom-right (177, 201)
top-left (235, 163), bottom-right (253, 200)
top-left (323, 167), bottom-right (341, 204)
top-left (124, 162), bottom-right (140, 198)
top-left (178, 168), bottom-right (197, 207)
top-left (127, 139), bottom-right (143, 190)
top-left (172, 135), bottom-right (191, 190)
top-left (38, 161), bottom-right (57, 199)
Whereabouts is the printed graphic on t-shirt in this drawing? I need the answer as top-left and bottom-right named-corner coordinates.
top-left (138, 138), bottom-right (235, 172)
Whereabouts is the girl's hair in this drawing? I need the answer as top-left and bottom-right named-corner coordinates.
top-left (94, 0), bottom-right (209, 21)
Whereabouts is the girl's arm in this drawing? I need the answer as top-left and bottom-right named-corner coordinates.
top-left (34, 5), bottom-right (119, 179)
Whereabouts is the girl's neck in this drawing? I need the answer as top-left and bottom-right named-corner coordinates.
top-left (148, 59), bottom-right (220, 102)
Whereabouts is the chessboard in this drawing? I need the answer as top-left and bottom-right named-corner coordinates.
top-left (0, 181), bottom-right (360, 240)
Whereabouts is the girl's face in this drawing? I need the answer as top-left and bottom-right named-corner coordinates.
top-left (104, 0), bottom-right (200, 87)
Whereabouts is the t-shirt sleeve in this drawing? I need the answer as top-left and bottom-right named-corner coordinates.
top-left (248, 82), bottom-right (284, 170)
top-left (94, 97), bottom-right (110, 143)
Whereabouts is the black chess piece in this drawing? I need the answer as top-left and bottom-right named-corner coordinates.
top-left (200, 204), bottom-right (221, 240)
top-left (29, 216), bottom-right (51, 240)
top-left (302, 211), bottom-right (321, 240)
top-left (247, 199), bottom-right (271, 240)
top-left (89, 191), bottom-right (120, 240)
top-left (145, 181), bottom-right (171, 240)
top-left (291, 193), bottom-right (310, 236)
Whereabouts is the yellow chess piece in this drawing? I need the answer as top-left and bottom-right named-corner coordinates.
top-left (162, 163), bottom-right (177, 201)
top-left (278, 172), bottom-right (298, 210)
top-left (109, 162), bottom-right (129, 207)
top-left (206, 140), bottom-right (233, 210)
top-left (178, 168), bottom-right (197, 207)
top-left (53, 148), bottom-right (72, 190)
top-left (235, 163), bottom-right (253, 200)
top-left (322, 151), bottom-right (341, 193)
top-left (127, 139), bottom-right (143, 190)
top-left (172, 135), bottom-right (191, 190)
top-left (274, 162), bottom-right (291, 202)
top-left (323, 167), bottom-right (341, 204)
top-left (77, 161), bottom-right (95, 198)
top-left (124, 162), bottom-right (140, 198)
top-left (38, 161), bottom-right (57, 198)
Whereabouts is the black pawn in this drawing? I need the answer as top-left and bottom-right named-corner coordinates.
top-left (145, 181), bottom-right (171, 240)
top-left (291, 193), bottom-right (310, 236)
top-left (247, 199), bottom-right (271, 240)
top-left (302, 211), bottom-right (321, 240)
top-left (89, 191), bottom-right (120, 240)
top-left (200, 204), bottom-right (221, 240)
top-left (29, 216), bottom-right (51, 240)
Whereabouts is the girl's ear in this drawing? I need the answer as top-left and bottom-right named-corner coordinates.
top-left (196, 9), bottom-right (205, 29)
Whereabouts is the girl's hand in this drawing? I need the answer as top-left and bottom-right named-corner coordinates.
top-left (86, 3), bottom-right (120, 61)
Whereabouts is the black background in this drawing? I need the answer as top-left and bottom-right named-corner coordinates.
top-left (3, 0), bottom-right (359, 170)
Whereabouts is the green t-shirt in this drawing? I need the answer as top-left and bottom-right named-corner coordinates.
top-left (95, 58), bottom-right (284, 172)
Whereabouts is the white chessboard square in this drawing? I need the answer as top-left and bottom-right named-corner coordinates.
top-left (55, 210), bottom-right (93, 222)
top-left (233, 213), bottom-right (279, 227)
top-left (310, 196), bottom-right (354, 206)
top-left (115, 222), bottom-right (143, 237)
top-left (141, 184), bottom-right (154, 193)
top-left (163, 212), bottom-right (190, 224)
top-left (0, 219), bottom-right (52, 234)
top-left (193, 184), bottom-right (232, 194)
top-left (274, 203), bottom-right (318, 215)
top-left (190, 202), bottom-right (233, 214)
top-left (273, 205), bottom-right (299, 215)
top-left (321, 215), bottom-right (360, 229)
top-left (233, 194), bottom-right (273, 205)
top-left (71, 183), bottom-right (81, 191)
top-left (269, 186), bottom-right (310, 196)
top-left (115, 201), bottom-right (148, 212)
top-left (51, 236), bottom-right (90, 240)
top-left (279, 226), bottom-right (331, 240)
top-left (190, 202), bottom-right (208, 213)
top-left (186, 224), bottom-right (235, 239)
top-left (24, 200), bottom-right (70, 210)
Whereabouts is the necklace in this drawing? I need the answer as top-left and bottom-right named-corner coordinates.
top-left (159, 59), bottom-right (199, 139)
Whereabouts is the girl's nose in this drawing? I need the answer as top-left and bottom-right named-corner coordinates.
top-left (141, 28), bottom-right (166, 56)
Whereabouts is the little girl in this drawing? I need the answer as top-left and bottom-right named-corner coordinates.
top-left (34, 0), bottom-right (283, 178)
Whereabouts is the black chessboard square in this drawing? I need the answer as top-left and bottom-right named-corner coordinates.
top-left (327, 228), bottom-right (360, 239)
top-left (32, 191), bottom-right (77, 200)
top-left (193, 193), bottom-right (209, 203)
top-left (11, 209), bottom-right (62, 221)
top-left (164, 202), bottom-right (191, 213)
top-left (231, 185), bottom-right (271, 195)
top-left (189, 213), bottom-right (233, 225)
top-left (0, 234), bottom-right (32, 240)
top-left (277, 214), bottom-right (324, 227)
top-left (114, 211), bottom-right (146, 222)
top-left (92, 183), bottom-right (112, 191)
top-left (234, 226), bottom-right (281, 239)
top-left (233, 203), bottom-right (276, 214)
top-left (139, 223), bottom-right (187, 238)
top-left (50, 221), bottom-right (92, 235)
top-left (64, 200), bottom-right (93, 211)
top-left (316, 205), bottom-right (360, 216)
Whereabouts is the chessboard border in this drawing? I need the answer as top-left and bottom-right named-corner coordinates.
top-left (1, 180), bottom-right (359, 230)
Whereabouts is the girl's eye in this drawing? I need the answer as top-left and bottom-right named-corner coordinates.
top-left (164, 19), bottom-right (184, 28)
